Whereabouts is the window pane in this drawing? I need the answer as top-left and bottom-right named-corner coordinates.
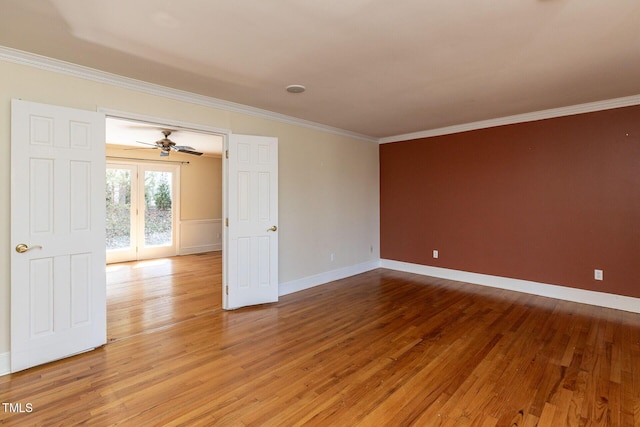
top-left (106, 168), bottom-right (132, 250)
top-left (144, 171), bottom-right (173, 247)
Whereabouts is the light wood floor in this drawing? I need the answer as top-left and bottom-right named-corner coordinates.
top-left (1, 254), bottom-right (639, 426)
top-left (106, 251), bottom-right (222, 342)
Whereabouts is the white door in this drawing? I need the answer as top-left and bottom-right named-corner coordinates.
top-left (106, 162), bottom-right (179, 263)
top-left (225, 134), bottom-right (278, 309)
top-left (11, 99), bottom-right (106, 372)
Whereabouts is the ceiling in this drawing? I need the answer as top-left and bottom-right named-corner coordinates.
top-left (1, 0), bottom-right (639, 139)
top-left (106, 117), bottom-right (223, 157)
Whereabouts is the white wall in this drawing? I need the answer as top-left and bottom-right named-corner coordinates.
top-left (0, 59), bottom-right (380, 359)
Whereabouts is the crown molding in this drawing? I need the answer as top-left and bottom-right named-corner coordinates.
top-left (0, 46), bottom-right (377, 143)
top-left (380, 94), bottom-right (640, 144)
top-left (3, 46), bottom-right (639, 146)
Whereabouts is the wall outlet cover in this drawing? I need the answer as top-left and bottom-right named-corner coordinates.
top-left (594, 269), bottom-right (603, 281)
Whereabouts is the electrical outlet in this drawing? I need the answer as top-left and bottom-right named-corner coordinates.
top-left (433, 250), bottom-right (439, 259)
top-left (330, 253), bottom-right (335, 262)
top-left (594, 269), bottom-right (603, 281)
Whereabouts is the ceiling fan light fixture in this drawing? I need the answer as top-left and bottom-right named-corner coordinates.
top-left (286, 84), bottom-right (306, 94)
top-left (133, 129), bottom-right (204, 157)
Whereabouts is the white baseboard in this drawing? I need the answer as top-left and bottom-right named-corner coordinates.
top-left (381, 259), bottom-right (640, 314)
top-left (279, 259), bottom-right (381, 296)
top-left (0, 352), bottom-right (10, 376)
top-left (180, 243), bottom-right (222, 255)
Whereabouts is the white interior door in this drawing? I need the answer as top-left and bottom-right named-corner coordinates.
top-left (11, 99), bottom-right (107, 372)
top-left (226, 134), bottom-right (278, 309)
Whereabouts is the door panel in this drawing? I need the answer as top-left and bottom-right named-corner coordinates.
top-left (70, 253), bottom-right (92, 326)
top-left (30, 258), bottom-right (54, 336)
top-left (30, 158), bottom-right (54, 234)
top-left (11, 99), bottom-right (106, 372)
top-left (70, 161), bottom-right (91, 231)
top-left (226, 134), bottom-right (278, 309)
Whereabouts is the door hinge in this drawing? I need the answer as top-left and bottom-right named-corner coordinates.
top-left (225, 218), bottom-right (229, 227)
top-left (225, 150), bottom-right (229, 159)
top-left (225, 285), bottom-right (229, 295)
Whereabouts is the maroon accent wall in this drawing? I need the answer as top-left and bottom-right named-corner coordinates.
top-left (380, 105), bottom-right (640, 298)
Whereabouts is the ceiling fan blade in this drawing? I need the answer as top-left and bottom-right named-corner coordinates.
top-left (172, 145), bottom-right (203, 156)
top-left (124, 147), bottom-right (157, 150)
top-left (136, 140), bottom-right (160, 147)
top-left (178, 149), bottom-right (203, 156)
top-left (127, 131), bottom-right (202, 157)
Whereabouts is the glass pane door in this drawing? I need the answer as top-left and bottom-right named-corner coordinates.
top-left (106, 163), bottom-right (137, 263)
top-left (144, 170), bottom-right (174, 247)
top-left (105, 162), bottom-right (178, 263)
top-left (137, 164), bottom-right (178, 260)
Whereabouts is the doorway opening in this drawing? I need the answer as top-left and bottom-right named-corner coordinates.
top-left (104, 115), bottom-right (226, 342)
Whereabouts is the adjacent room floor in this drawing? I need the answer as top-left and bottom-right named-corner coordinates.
top-left (106, 251), bottom-right (222, 341)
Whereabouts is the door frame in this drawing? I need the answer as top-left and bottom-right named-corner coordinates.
top-left (100, 108), bottom-right (231, 306)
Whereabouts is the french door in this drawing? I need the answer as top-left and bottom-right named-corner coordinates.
top-left (106, 162), bottom-right (179, 263)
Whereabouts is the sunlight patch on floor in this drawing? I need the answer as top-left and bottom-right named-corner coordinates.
top-left (133, 259), bottom-right (171, 269)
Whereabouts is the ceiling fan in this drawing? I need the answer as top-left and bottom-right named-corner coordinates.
top-left (133, 130), bottom-right (203, 157)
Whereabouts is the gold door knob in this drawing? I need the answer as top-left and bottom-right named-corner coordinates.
top-left (16, 243), bottom-right (43, 253)
top-left (267, 226), bottom-right (278, 232)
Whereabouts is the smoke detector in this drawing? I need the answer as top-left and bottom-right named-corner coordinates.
top-left (286, 84), bottom-right (306, 94)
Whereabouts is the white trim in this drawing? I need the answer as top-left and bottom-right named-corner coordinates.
top-left (0, 352), bottom-right (10, 376)
top-left (380, 94), bottom-right (640, 143)
top-left (279, 260), bottom-right (381, 296)
top-left (101, 108), bottom-right (232, 138)
top-left (179, 219), bottom-right (223, 255)
top-left (0, 46), bottom-right (376, 143)
top-left (381, 259), bottom-right (640, 314)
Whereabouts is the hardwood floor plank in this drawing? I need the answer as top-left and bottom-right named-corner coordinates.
top-left (479, 415), bottom-right (498, 427)
top-left (2, 256), bottom-right (640, 426)
top-left (521, 413), bottom-right (540, 427)
top-left (537, 402), bottom-right (557, 427)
